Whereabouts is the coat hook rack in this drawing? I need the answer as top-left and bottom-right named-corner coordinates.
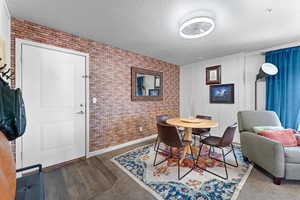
top-left (0, 63), bottom-right (6, 71)
top-left (0, 57), bottom-right (12, 81)
top-left (2, 68), bottom-right (10, 76)
top-left (6, 74), bottom-right (14, 80)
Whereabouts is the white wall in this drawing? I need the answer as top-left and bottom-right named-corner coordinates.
top-left (0, 0), bottom-right (11, 67)
top-left (180, 53), bottom-right (265, 143)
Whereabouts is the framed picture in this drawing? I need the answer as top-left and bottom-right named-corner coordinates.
top-left (206, 65), bottom-right (221, 85)
top-left (149, 89), bottom-right (160, 96)
top-left (210, 84), bottom-right (234, 104)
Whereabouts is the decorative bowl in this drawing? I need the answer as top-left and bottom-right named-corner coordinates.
top-left (180, 118), bottom-right (202, 123)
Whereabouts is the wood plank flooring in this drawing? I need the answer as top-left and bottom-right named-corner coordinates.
top-left (44, 140), bottom-right (155, 200)
top-left (44, 140), bottom-right (300, 200)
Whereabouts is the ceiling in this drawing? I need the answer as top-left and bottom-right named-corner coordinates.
top-left (7, 0), bottom-right (300, 65)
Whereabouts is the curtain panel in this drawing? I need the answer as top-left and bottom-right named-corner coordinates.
top-left (266, 46), bottom-right (300, 129)
top-left (136, 76), bottom-right (144, 96)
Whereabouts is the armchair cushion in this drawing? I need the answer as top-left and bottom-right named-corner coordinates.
top-left (285, 146), bottom-right (300, 164)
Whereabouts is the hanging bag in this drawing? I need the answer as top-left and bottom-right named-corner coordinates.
top-left (0, 77), bottom-right (26, 141)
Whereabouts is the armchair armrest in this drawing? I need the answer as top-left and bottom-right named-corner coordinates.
top-left (16, 164), bottom-right (42, 173)
top-left (240, 131), bottom-right (285, 178)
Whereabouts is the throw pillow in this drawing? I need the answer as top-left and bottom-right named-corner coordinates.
top-left (258, 129), bottom-right (298, 147)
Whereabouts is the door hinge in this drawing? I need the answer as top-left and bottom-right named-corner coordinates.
top-left (20, 53), bottom-right (23, 65)
top-left (82, 75), bottom-right (90, 78)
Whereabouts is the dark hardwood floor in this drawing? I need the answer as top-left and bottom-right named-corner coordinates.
top-left (43, 140), bottom-right (155, 200)
top-left (43, 139), bottom-right (300, 200)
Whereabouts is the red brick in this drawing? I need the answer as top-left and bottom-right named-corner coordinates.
top-left (10, 18), bottom-right (179, 153)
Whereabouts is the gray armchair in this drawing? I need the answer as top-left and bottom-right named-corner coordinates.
top-left (237, 111), bottom-right (300, 185)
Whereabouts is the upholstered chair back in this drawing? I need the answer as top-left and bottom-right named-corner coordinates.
top-left (237, 111), bottom-right (282, 132)
top-left (156, 123), bottom-right (184, 148)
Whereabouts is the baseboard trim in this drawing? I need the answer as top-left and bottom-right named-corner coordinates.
top-left (87, 134), bottom-right (157, 158)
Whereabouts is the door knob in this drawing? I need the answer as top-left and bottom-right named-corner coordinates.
top-left (75, 111), bottom-right (85, 114)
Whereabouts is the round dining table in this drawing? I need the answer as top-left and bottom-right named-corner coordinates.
top-left (166, 118), bottom-right (218, 164)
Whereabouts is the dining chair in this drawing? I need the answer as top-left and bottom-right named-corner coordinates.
top-left (192, 115), bottom-right (212, 146)
top-left (196, 122), bottom-right (238, 180)
top-left (154, 122), bottom-right (195, 180)
top-left (154, 115), bottom-right (169, 151)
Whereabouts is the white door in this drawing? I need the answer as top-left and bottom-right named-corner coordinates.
top-left (21, 43), bottom-right (87, 168)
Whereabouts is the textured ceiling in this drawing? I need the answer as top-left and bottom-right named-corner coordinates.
top-left (7, 0), bottom-right (300, 65)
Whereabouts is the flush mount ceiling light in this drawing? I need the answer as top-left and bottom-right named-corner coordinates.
top-left (179, 10), bottom-right (215, 39)
top-left (180, 17), bottom-right (215, 39)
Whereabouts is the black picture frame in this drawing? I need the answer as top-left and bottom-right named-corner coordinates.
top-left (210, 84), bottom-right (234, 104)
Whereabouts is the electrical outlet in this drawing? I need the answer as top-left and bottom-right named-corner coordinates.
top-left (139, 127), bottom-right (143, 132)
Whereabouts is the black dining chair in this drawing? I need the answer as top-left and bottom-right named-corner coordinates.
top-left (192, 115), bottom-right (212, 146)
top-left (154, 122), bottom-right (195, 180)
top-left (154, 115), bottom-right (169, 151)
top-left (196, 123), bottom-right (238, 180)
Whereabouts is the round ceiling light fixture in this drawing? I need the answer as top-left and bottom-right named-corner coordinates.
top-left (179, 17), bottom-right (215, 39)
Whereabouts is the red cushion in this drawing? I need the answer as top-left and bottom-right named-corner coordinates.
top-left (258, 129), bottom-right (298, 147)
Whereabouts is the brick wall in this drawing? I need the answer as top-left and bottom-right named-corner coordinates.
top-left (11, 18), bottom-right (179, 152)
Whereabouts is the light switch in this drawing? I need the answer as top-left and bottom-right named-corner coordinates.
top-left (92, 97), bottom-right (97, 104)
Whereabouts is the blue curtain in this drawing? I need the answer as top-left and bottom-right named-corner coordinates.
top-left (136, 77), bottom-right (144, 96)
top-left (266, 46), bottom-right (300, 129)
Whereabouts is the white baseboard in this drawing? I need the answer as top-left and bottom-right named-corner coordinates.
top-left (87, 134), bottom-right (157, 158)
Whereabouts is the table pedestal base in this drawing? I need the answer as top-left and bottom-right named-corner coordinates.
top-left (180, 127), bottom-right (193, 164)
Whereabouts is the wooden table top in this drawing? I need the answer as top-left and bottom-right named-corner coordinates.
top-left (166, 118), bottom-right (218, 129)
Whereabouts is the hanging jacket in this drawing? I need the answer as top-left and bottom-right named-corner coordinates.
top-left (0, 77), bottom-right (26, 141)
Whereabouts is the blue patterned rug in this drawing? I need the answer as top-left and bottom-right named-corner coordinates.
top-left (111, 144), bottom-right (252, 200)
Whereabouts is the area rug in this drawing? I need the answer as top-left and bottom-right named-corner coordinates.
top-left (111, 143), bottom-right (252, 200)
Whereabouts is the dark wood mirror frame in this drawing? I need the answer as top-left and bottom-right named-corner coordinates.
top-left (131, 67), bottom-right (163, 101)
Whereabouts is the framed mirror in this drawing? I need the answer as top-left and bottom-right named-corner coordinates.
top-left (131, 67), bottom-right (163, 101)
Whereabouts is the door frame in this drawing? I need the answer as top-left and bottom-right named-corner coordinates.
top-left (15, 38), bottom-right (90, 169)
